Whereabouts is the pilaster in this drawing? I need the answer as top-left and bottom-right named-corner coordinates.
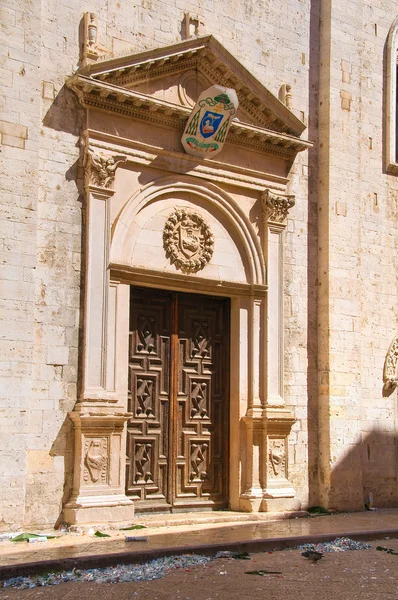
top-left (64, 145), bottom-right (133, 525)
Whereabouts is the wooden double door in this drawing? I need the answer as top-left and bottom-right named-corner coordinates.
top-left (126, 286), bottom-right (230, 512)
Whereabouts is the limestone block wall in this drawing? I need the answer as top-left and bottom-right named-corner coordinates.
top-left (317, 0), bottom-right (398, 510)
top-left (0, 0), bottom-right (312, 529)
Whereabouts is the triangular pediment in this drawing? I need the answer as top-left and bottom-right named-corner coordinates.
top-left (68, 36), bottom-right (312, 160)
top-left (73, 35), bottom-right (306, 137)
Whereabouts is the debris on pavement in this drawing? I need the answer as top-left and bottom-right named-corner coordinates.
top-left (245, 569), bottom-right (282, 576)
top-left (0, 554), bottom-right (213, 589)
top-left (297, 537), bottom-right (372, 553)
top-left (120, 525), bottom-right (147, 531)
top-left (302, 550), bottom-right (323, 562)
top-left (125, 536), bottom-right (149, 542)
top-left (376, 546), bottom-right (398, 555)
top-left (215, 550), bottom-right (251, 560)
top-left (93, 531), bottom-right (111, 538)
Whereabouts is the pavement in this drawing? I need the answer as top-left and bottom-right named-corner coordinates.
top-left (1, 509), bottom-right (398, 581)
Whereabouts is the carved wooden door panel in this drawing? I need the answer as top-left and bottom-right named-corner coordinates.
top-left (126, 287), bottom-right (172, 511)
top-left (127, 287), bottom-right (229, 512)
top-left (174, 294), bottom-right (229, 509)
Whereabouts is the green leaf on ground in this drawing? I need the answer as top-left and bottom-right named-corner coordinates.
top-left (120, 525), bottom-right (147, 530)
top-left (11, 533), bottom-right (49, 542)
top-left (307, 506), bottom-right (331, 515)
top-left (93, 531), bottom-right (111, 538)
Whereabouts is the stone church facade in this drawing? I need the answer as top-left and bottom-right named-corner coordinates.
top-left (1, 0), bottom-right (398, 528)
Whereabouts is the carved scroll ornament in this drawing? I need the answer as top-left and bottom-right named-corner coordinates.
top-left (87, 150), bottom-right (127, 188)
top-left (383, 335), bottom-right (398, 394)
top-left (163, 208), bottom-right (214, 273)
top-left (262, 189), bottom-right (295, 223)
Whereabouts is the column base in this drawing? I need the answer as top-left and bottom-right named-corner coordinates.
top-left (239, 490), bottom-right (263, 512)
top-left (63, 494), bottom-right (134, 525)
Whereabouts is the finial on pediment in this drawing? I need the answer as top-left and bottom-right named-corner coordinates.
top-left (83, 13), bottom-right (99, 61)
top-left (81, 12), bottom-right (110, 65)
top-left (279, 84), bottom-right (292, 109)
top-left (183, 13), bottom-right (205, 39)
top-left (86, 149), bottom-right (127, 188)
top-left (261, 189), bottom-right (295, 224)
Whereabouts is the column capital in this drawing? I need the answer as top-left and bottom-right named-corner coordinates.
top-left (261, 189), bottom-right (295, 227)
top-left (85, 147), bottom-right (127, 192)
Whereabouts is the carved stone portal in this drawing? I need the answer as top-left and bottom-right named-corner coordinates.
top-left (163, 208), bottom-right (214, 273)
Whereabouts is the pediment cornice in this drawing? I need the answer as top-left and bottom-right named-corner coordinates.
top-left (67, 35), bottom-right (311, 159)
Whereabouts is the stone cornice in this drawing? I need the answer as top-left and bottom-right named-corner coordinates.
top-left (68, 74), bottom-right (311, 159)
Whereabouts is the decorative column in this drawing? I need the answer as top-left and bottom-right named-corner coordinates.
top-left (63, 147), bottom-right (135, 525)
top-left (260, 189), bottom-right (298, 511)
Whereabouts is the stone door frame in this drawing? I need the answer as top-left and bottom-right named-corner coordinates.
top-left (63, 146), bottom-right (298, 524)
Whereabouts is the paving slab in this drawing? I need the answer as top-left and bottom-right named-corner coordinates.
top-left (1, 509), bottom-right (398, 580)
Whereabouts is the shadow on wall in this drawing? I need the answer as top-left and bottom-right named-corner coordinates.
top-left (49, 416), bottom-right (75, 527)
top-left (38, 85), bottom-right (86, 528)
top-left (327, 428), bottom-right (398, 511)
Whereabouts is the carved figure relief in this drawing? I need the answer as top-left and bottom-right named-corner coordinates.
top-left (383, 334), bottom-right (398, 394)
top-left (262, 189), bottom-right (295, 223)
top-left (87, 150), bottom-right (127, 188)
top-left (163, 208), bottom-right (214, 273)
top-left (137, 315), bottom-right (155, 353)
top-left (190, 381), bottom-right (208, 418)
top-left (84, 438), bottom-right (108, 484)
top-left (134, 442), bottom-right (153, 483)
top-left (190, 442), bottom-right (208, 481)
top-left (136, 378), bottom-right (154, 417)
top-left (268, 439), bottom-right (286, 479)
top-left (191, 320), bottom-right (210, 358)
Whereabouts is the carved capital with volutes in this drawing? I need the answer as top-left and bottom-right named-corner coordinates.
top-left (383, 334), bottom-right (398, 395)
top-left (261, 189), bottom-right (295, 225)
top-left (86, 149), bottom-right (127, 189)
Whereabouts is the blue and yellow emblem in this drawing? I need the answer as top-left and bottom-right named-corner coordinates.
top-left (181, 85), bottom-right (238, 158)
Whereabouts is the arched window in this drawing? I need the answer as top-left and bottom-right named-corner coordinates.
top-left (386, 17), bottom-right (398, 174)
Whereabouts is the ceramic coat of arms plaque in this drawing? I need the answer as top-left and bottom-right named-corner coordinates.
top-left (163, 208), bottom-right (214, 273)
top-left (181, 85), bottom-right (238, 158)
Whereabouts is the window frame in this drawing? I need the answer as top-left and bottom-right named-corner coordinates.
top-left (386, 16), bottom-right (398, 174)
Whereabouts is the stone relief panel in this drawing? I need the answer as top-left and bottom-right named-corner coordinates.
top-left (268, 438), bottom-right (287, 479)
top-left (163, 208), bottom-right (214, 273)
top-left (83, 437), bottom-right (108, 485)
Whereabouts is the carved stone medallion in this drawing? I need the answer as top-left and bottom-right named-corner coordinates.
top-left (163, 208), bottom-right (214, 273)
